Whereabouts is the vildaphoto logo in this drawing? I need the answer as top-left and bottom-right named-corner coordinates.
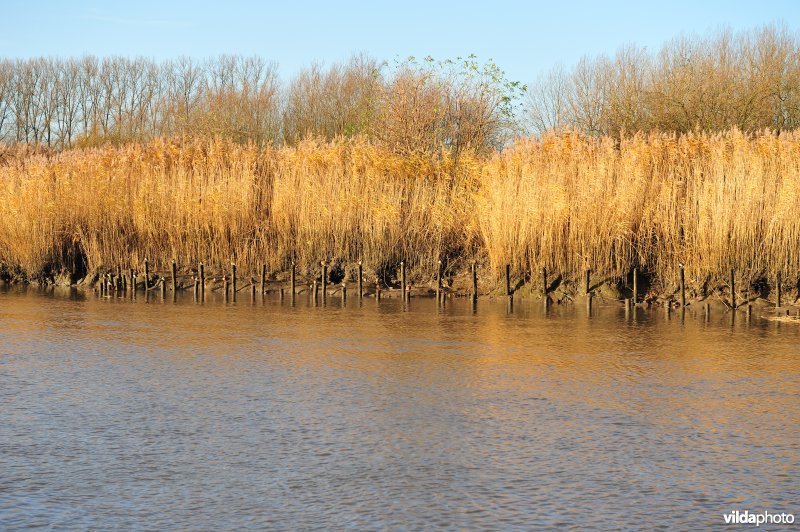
top-left (723, 510), bottom-right (795, 526)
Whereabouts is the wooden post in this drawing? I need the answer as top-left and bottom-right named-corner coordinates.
top-left (632, 267), bottom-right (638, 304)
top-left (437, 260), bottom-right (443, 300)
top-left (587, 293), bottom-right (593, 314)
top-left (312, 280), bottom-right (318, 303)
top-left (130, 269), bottom-right (136, 295)
top-left (472, 261), bottom-right (478, 300)
top-left (730, 268), bottom-right (736, 310)
top-left (199, 262), bottom-right (205, 300)
top-left (679, 264), bottom-right (686, 307)
top-left (290, 261), bottom-right (296, 296)
top-left (231, 263), bottom-right (237, 295)
top-left (321, 261), bottom-right (327, 303)
top-left (585, 268), bottom-right (591, 295)
top-left (358, 261), bottom-right (363, 299)
top-left (542, 266), bottom-right (547, 296)
top-left (341, 282), bottom-right (347, 303)
top-left (261, 263), bottom-right (267, 294)
top-left (144, 258), bottom-right (149, 290)
top-left (400, 261), bottom-right (406, 301)
top-left (193, 276), bottom-right (198, 297)
top-left (505, 264), bottom-right (511, 296)
top-left (171, 260), bottom-right (177, 292)
top-left (160, 277), bottom-right (166, 298)
top-left (117, 265), bottom-right (123, 291)
top-left (776, 270), bottom-right (782, 308)
top-left (224, 276), bottom-right (229, 300)
top-left (251, 282), bottom-right (256, 302)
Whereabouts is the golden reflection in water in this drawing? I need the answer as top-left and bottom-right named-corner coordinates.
top-left (1, 285), bottom-right (798, 528)
top-left (5, 285), bottom-right (798, 430)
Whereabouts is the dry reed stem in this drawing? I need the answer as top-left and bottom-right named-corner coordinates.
top-left (1, 131), bottom-right (799, 291)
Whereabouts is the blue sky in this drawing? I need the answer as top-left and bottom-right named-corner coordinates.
top-left (2, 1), bottom-right (799, 83)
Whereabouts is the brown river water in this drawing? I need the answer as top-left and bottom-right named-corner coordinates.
top-left (1, 286), bottom-right (798, 529)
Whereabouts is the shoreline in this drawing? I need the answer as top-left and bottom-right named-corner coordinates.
top-left (4, 265), bottom-right (798, 315)
top-left (3, 133), bottom-right (800, 302)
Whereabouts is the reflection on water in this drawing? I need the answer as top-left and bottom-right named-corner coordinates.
top-left (1, 286), bottom-right (798, 529)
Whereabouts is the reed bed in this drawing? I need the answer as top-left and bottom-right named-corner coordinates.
top-left (480, 130), bottom-right (800, 291)
top-left (0, 137), bottom-right (479, 281)
top-left (1, 130), bottom-right (799, 293)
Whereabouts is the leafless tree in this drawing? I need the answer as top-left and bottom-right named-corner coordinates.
top-left (527, 23), bottom-right (800, 136)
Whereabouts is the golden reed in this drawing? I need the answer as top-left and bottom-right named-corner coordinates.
top-left (1, 130), bottom-right (799, 292)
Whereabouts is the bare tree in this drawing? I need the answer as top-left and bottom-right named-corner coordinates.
top-left (0, 60), bottom-right (14, 142)
top-left (528, 23), bottom-right (800, 136)
top-left (282, 54), bottom-right (380, 144)
top-left (526, 64), bottom-right (571, 135)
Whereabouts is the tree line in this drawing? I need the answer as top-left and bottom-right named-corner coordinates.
top-left (526, 24), bottom-right (800, 136)
top-left (0, 53), bottom-right (523, 154)
top-left (1, 23), bottom-right (798, 153)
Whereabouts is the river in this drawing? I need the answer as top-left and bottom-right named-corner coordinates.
top-left (1, 287), bottom-right (798, 529)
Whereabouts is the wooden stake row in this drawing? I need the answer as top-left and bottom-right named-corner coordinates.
top-left (95, 260), bottom-right (793, 312)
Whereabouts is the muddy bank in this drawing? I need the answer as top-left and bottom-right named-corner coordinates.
top-left (7, 262), bottom-right (798, 315)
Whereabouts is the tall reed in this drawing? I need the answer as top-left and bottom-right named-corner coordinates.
top-left (0, 137), bottom-right (478, 280)
top-left (478, 130), bottom-right (800, 290)
top-left (1, 130), bottom-right (799, 292)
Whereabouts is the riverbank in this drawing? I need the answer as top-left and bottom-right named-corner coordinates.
top-left (9, 261), bottom-right (796, 318)
top-left (1, 130), bottom-right (800, 299)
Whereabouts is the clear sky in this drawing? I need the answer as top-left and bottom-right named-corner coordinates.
top-left (2, 0), bottom-right (799, 83)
